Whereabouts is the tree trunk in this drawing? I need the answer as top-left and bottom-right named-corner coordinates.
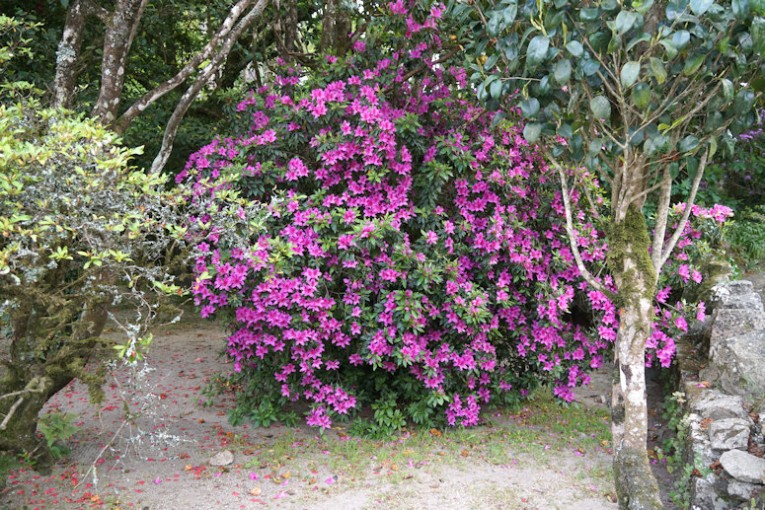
top-left (608, 206), bottom-right (663, 510)
top-left (52, 0), bottom-right (88, 108)
top-left (0, 300), bottom-right (108, 469)
top-left (91, 0), bottom-right (147, 125)
top-left (320, 0), bottom-right (351, 56)
top-left (0, 376), bottom-right (67, 470)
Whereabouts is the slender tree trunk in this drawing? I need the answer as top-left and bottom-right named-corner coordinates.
top-left (52, 0), bottom-right (88, 108)
top-left (148, 0), bottom-right (269, 174)
top-left (608, 205), bottom-right (663, 510)
top-left (320, 0), bottom-right (351, 56)
top-left (91, 0), bottom-right (147, 125)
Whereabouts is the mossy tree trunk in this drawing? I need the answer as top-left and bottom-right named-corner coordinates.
top-left (0, 299), bottom-right (108, 468)
top-left (608, 205), bottom-right (663, 510)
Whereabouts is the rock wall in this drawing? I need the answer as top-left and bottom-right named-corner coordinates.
top-left (678, 280), bottom-right (765, 509)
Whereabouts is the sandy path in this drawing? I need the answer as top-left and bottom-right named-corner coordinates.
top-left (1, 317), bottom-right (618, 510)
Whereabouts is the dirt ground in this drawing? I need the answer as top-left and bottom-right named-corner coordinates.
top-left (1, 317), bottom-right (620, 510)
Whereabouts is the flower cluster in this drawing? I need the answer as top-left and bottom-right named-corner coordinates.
top-left (177, 1), bottom-right (720, 430)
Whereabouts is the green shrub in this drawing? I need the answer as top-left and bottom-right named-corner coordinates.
top-left (726, 205), bottom-right (765, 269)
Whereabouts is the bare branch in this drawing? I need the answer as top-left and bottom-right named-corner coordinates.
top-left (0, 397), bottom-right (23, 431)
top-left (659, 148), bottom-right (709, 270)
top-left (149, 0), bottom-right (270, 174)
top-left (650, 165), bottom-right (672, 274)
top-left (547, 154), bottom-right (610, 296)
top-left (114, 0), bottom-right (262, 133)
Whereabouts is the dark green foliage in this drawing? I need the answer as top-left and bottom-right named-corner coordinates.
top-left (726, 205), bottom-right (765, 268)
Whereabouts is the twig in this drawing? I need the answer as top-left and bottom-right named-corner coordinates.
top-left (76, 419), bottom-right (129, 489)
top-left (0, 397), bottom-right (24, 430)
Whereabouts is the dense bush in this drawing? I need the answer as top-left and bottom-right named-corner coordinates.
top-left (0, 80), bottom-right (183, 462)
top-left (179, 1), bottom-right (722, 432)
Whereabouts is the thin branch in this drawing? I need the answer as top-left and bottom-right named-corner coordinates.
top-left (114, 0), bottom-right (260, 132)
top-left (659, 148), bottom-right (708, 270)
top-left (650, 165), bottom-right (672, 274)
top-left (390, 47), bottom-right (461, 87)
top-left (125, 0), bottom-right (149, 56)
top-left (0, 397), bottom-right (24, 430)
top-left (76, 419), bottom-right (128, 488)
top-left (626, 178), bottom-right (664, 208)
top-left (149, 0), bottom-right (270, 174)
top-left (547, 154), bottom-right (610, 296)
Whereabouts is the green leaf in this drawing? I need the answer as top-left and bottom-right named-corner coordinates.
top-left (620, 61), bottom-right (641, 88)
top-left (526, 36), bottom-right (550, 67)
top-left (632, 0), bottom-right (654, 14)
top-left (565, 40), bottom-right (584, 57)
top-left (659, 39), bottom-right (678, 59)
top-left (590, 95), bottom-right (611, 120)
top-left (678, 135), bottom-right (700, 153)
top-left (520, 97), bottom-right (540, 118)
top-left (734, 89), bottom-right (755, 114)
top-left (631, 83), bottom-right (652, 109)
top-left (672, 30), bottom-right (691, 50)
top-left (580, 8), bottom-right (600, 20)
top-left (553, 59), bottom-right (572, 83)
top-left (752, 16), bottom-right (765, 54)
top-left (683, 54), bottom-right (705, 76)
top-left (644, 134), bottom-right (669, 156)
top-left (615, 10), bottom-right (638, 34)
top-left (708, 136), bottom-right (718, 159)
top-left (501, 3), bottom-right (519, 25)
top-left (626, 33), bottom-right (651, 52)
top-left (523, 123), bottom-right (543, 143)
top-left (733, 0), bottom-right (750, 18)
top-left (484, 54), bottom-right (499, 71)
top-left (487, 8), bottom-right (514, 37)
top-left (487, 14), bottom-right (501, 36)
top-left (649, 57), bottom-right (667, 84)
top-left (589, 31), bottom-right (611, 52)
top-left (690, 0), bottom-right (714, 15)
top-left (582, 59), bottom-right (600, 76)
top-left (489, 78), bottom-right (504, 99)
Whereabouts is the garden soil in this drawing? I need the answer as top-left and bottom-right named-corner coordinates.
top-left (1, 316), bottom-right (619, 510)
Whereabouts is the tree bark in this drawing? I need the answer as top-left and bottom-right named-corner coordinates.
top-left (52, 0), bottom-right (88, 108)
top-left (91, 0), bottom-right (148, 125)
top-left (148, 0), bottom-right (269, 174)
top-left (608, 205), bottom-right (663, 510)
top-left (320, 0), bottom-right (351, 56)
top-left (0, 300), bottom-right (108, 468)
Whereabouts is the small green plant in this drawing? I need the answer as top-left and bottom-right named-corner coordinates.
top-left (348, 396), bottom-right (408, 439)
top-left (726, 205), bottom-right (765, 269)
top-left (660, 391), bottom-right (688, 474)
top-left (658, 391), bottom-right (717, 508)
top-left (37, 412), bottom-right (79, 459)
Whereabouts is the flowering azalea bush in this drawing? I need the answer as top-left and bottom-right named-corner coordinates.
top-left (177, 1), bottom-right (723, 431)
top-left (648, 203), bottom-right (732, 367)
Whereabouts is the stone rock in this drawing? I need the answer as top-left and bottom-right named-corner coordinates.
top-left (708, 330), bottom-right (765, 401)
top-left (709, 418), bottom-right (751, 451)
top-left (708, 308), bottom-right (765, 344)
top-left (209, 450), bottom-right (234, 467)
top-left (727, 480), bottom-right (761, 501)
top-left (686, 413), bottom-right (716, 468)
top-left (710, 280), bottom-right (764, 312)
top-left (691, 390), bottom-right (748, 421)
top-left (690, 475), bottom-right (728, 510)
top-left (719, 449), bottom-right (765, 484)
